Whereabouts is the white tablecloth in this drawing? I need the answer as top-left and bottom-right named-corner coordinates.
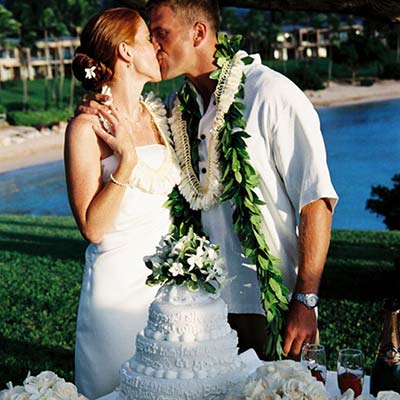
top-left (97, 350), bottom-right (371, 400)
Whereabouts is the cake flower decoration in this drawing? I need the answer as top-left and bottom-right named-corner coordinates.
top-left (84, 65), bottom-right (96, 79)
top-left (144, 227), bottom-right (229, 294)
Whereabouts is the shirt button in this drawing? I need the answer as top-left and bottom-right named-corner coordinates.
top-left (200, 134), bottom-right (206, 140)
top-left (201, 168), bottom-right (207, 174)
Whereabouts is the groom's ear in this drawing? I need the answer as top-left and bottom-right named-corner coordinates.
top-left (192, 21), bottom-right (207, 47)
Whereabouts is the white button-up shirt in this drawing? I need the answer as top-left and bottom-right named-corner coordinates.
top-left (171, 53), bottom-right (338, 314)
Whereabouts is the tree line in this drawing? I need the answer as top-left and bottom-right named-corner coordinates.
top-left (0, 0), bottom-right (117, 112)
top-left (221, 8), bottom-right (400, 87)
top-left (1, 2), bottom-right (400, 110)
top-left (0, 2), bottom-right (398, 228)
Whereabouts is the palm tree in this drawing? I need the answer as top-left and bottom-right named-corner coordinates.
top-left (325, 15), bottom-right (340, 86)
top-left (60, 0), bottom-right (100, 112)
top-left (0, 5), bottom-right (19, 43)
top-left (4, 1), bottom-right (39, 110)
top-left (0, 5), bottom-right (20, 89)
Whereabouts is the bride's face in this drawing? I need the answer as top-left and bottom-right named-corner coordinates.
top-left (131, 19), bottom-right (162, 82)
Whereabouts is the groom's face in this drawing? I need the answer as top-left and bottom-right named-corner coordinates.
top-left (149, 5), bottom-right (194, 80)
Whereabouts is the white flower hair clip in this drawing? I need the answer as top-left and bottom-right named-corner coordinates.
top-left (101, 85), bottom-right (113, 106)
top-left (85, 65), bottom-right (96, 79)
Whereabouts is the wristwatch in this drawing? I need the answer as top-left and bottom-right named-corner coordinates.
top-left (293, 293), bottom-right (319, 309)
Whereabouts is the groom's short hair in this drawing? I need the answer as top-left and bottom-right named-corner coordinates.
top-left (145, 0), bottom-right (220, 33)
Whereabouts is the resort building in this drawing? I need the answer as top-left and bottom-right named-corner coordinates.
top-left (272, 24), bottom-right (364, 61)
top-left (0, 23), bottom-right (367, 80)
top-left (0, 36), bottom-right (79, 82)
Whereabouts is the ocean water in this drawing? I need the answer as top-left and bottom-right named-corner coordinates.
top-left (0, 98), bottom-right (399, 230)
top-left (0, 160), bottom-right (69, 216)
top-left (318, 98), bottom-right (400, 230)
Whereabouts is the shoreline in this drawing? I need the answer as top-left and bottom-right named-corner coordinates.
top-left (1, 79), bottom-right (400, 174)
top-left (305, 79), bottom-right (400, 108)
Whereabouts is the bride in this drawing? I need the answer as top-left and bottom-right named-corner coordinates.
top-left (64, 7), bottom-right (180, 399)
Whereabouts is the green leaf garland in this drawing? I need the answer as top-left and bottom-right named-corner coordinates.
top-left (167, 33), bottom-right (289, 359)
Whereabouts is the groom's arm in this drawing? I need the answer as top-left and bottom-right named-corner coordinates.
top-left (282, 197), bottom-right (333, 357)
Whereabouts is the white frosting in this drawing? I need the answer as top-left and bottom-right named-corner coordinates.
top-left (119, 285), bottom-right (247, 400)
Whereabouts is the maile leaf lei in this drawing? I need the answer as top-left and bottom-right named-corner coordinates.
top-left (166, 33), bottom-right (289, 359)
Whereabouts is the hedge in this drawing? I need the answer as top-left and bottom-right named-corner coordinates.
top-left (0, 214), bottom-right (399, 385)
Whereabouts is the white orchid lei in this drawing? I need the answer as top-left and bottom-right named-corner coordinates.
top-left (169, 43), bottom-right (246, 210)
top-left (145, 227), bottom-right (228, 294)
top-left (166, 34), bottom-right (289, 359)
top-left (0, 371), bottom-right (87, 400)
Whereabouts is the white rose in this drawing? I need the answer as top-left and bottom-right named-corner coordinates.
top-left (52, 380), bottom-right (78, 400)
top-left (243, 379), bottom-right (265, 398)
top-left (12, 392), bottom-right (31, 400)
top-left (35, 372), bottom-right (59, 389)
top-left (23, 375), bottom-right (40, 396)
top-left (0, 389), bottom-right (11, 400)
top-left (339, 388), bottom-right (355, 400)
top-left (357, 395), bottom-right (375, 400)
top-left (304, 383), bottom-right (329, 400)
top-left (38, 387), bottom-right (59, 400)
top-left (282, 379), bottom-right (305, 400)
top-left (2, 386), bottom-right (25, 400)
top-left (24, 371), bottom-right (58, 394)
top-left (377, 391), bottom-right (400, 400)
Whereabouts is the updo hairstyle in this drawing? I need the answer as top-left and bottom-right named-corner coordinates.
top-left (72, 7), bottom-right (142, 92)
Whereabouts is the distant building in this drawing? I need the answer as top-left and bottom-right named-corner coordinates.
top-left (272, 24), bottom-right (364, 61)
top-left (0, 36), bottom-right (79, 82)
top-left (0, 24), bottom-right (366, 80)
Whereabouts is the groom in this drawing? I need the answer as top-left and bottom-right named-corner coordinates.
top-left (145, 0), bottom-right (338, 358)
top-left (81, 0), bottom-right (338, 358)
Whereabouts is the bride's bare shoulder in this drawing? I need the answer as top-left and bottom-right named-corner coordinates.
top-left (66, 113), bottom-right (99, 138)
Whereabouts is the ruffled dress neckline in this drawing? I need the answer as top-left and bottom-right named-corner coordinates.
top-left (101, 92), bottom-right (180, 195)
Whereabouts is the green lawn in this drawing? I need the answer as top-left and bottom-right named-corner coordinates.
top-left (0, 214), bottom-right (399, 386)
top-left (0, 77), bottom-right (184, 126)
top-left (0, 77), bottom-right (183, 111)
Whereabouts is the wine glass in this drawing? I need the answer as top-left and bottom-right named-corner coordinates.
top-left (301, 343), bottom-right (327, 384)
top-left (337, 348), bottom-right (365, 397)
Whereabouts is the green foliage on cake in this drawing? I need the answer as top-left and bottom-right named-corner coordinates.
top-left (145, 227), bottom-right (228, 294)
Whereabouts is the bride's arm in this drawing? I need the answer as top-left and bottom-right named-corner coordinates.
top-left (64, 107), bottom-right (136, 243)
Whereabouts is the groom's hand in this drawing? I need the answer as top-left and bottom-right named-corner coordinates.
top-left (282, 300), bottom-right (317, 357)
top-left (74, 93), bottom-right (111, 117)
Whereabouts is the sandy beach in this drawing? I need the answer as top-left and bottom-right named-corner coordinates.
top-left (1, 79), bottom-right (400, 174)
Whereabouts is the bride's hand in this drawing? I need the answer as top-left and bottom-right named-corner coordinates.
top-left (92, 104), bottom-right (137, 167)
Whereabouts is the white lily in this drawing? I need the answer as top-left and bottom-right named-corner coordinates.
top-left (187, 247), bottom-right (205, 271)
top-left (169, 262), bottom-right (184, 277)
top-left (207, 247), bottom-right (219, 261)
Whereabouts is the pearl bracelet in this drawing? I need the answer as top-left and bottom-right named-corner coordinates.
top-left (110, 173), bottom-right (130, 188)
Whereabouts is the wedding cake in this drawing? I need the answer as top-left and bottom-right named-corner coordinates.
top-left (119, 285), bottom-right (245, 400)
top-left (118, 229), bottom-right (247, 400)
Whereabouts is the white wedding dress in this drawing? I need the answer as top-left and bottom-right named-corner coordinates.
top-left (74, 94), bottom-right (180, 400)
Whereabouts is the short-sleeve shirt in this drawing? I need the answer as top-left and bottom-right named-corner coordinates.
top-left (172, 52), bottom-right (338, 315)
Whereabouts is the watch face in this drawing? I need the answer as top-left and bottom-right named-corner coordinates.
top-left (306, 294), bottom-right (318, 307)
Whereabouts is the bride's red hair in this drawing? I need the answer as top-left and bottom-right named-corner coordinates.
top-left (73, 7), bottom-right (142, 91)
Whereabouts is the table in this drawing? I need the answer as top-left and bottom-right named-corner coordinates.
top-left (97, 350), bottom-right (371, 400)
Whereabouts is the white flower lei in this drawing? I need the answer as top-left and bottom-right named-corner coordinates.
top-left (169, 51), bottom-right (246, 210)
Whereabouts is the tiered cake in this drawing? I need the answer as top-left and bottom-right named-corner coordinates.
top-left (119, 284), bottom-right (246, 400)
